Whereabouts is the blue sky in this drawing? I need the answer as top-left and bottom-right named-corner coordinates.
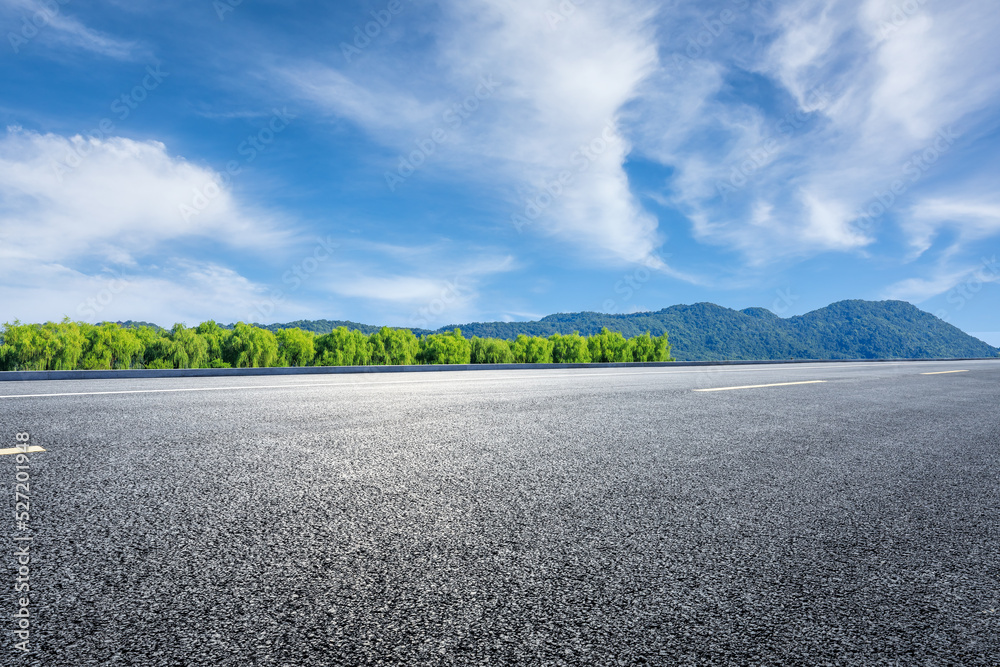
top-left (1, 0), bottom-right (998, 345)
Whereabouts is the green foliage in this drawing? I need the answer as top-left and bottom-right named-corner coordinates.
top-left (470, 336), bottom-right (514, 364)
top-left (276, 328), bottom-right (316, 367)
top-left (417, 329), bottom-right (472, 365)
top-left (370, 327), bottom-right (419, 365)
top-left (587, 327), bottom-right (630, 363)
top-left (137, 326), bottom-right (177, 369)
top-left (195, 320), bottom-right (230, 367)
top-left (45, 319), bottom-right (87, 370)
top-left (315, 327), bottom-right (372, 366)
top-left (628, 331), bottom-right (673, 362)
top-left (549, 332), bottom-right (591, 363)
top-left (0, 318), bottom-right (688, 370)
top-left (171, 324), bottom-right (210, 369)
top-left (80, 323), bottom-right (145, 370)
top-left (224, 322), bottom-right (279, 368)
top-left (511, 334), bottom-right (554, 364)
top-left (0, 319), bottom-right (87, 371)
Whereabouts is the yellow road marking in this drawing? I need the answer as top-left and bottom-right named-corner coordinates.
top-left (0, 446), bottom-right (45, 456)
top-left (694, 380), bottom-right (827, 392)
top-left (921, 370), bottom-right (969, 375)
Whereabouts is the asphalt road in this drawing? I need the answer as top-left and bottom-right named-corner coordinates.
top-left (2, 360), bottom-right (999, 666)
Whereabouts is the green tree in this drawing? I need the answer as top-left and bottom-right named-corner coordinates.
top-left (549, 332), bottom-right (591, 363)
top-left (370, 327), bottom-right (419, 365)
top-left (80, 323), bottom-right (145, 370)
top-left (511, 334), bottom-right (554, 364)
top-left (587, 327), bottom-right (630, 363)
top-left (627, 331), bottom-right (673, 362)
top-left (223, 322), bottom-right (279, 368)
top-left (0, 321), bottom-right (45, 371)
top-left (276, 328), bottom-right (316, 367)
top-left (139, 324), bottom-right (211, 369)
top-left (417, 328), bottom-right (472, 365)
top-left (195, 321), bottom-right (230, 366)
top-left (135, 325), bottom-right (176, 368)
top-left (470, 336), bottom-right (514, 364)
top-left (43, 319), bottom-right (86, 370)
top-left (171, 324), bottom-right (210, 368)
top-left (314, 327), bottom-right (371, 366)
top-left (628, 331), bottom-right (655, 362)
top-left (0, 319), bottom-right (88, 371)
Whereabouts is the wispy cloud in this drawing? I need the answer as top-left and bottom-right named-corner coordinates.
top-left (280, 0), bottom-right (667, 269)
top-left (632, 0), bottom-right (1000, 268)
top-left (3, 0), bottom-right (136, 59)
top-left (904, 196), bottom-right (1000, 258)
top-left (319, 245), bottom-right (519, 327)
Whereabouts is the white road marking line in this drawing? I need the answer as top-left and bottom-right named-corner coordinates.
top-left (920, 370), bottom-right (969, 375)
top-left (0, 446), bottom-right (45, 456)
top-left (693, 380), bottom-right (828, 392)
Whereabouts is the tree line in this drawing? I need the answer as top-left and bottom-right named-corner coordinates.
top-left (0, 320), bottom-right (673, 371)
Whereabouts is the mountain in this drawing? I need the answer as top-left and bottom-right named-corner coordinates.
top-left (253, 300), bottom-right (997, 361)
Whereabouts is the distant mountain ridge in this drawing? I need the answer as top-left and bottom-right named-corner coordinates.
top-left (239, 300), bottom-right (998, 361)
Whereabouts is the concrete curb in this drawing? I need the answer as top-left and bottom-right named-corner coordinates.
top-left (0, 358), bottom-right (996, 382)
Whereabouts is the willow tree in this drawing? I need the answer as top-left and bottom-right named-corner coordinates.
top-left (276, 328), bottom-right (316, 367)
top-left (315, 327), bottom-right (371, 366)
top-left (370, 327), bottom-right (419, 365)
top-left (224, 323), bottom-right (279, 368)
top-left (80, 323), bottom-right (145, 370)
top-left (587, 327), bottom-right (630, 363)
top-left (628, 331), bottom-right (673, 362)
top-left (417, 329), bottom-right (472, 365)
top-left (470, 336), bottom-right (514, 364)
top-left (195, 320), bottom-right (232, 367)
top-left (511, 334), bottom-right (554, 364)
top-left (549, 332), bottom-right (590, 363)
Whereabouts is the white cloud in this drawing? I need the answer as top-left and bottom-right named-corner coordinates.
top-left (282, 0), bottom-right (667, 269)
top-left (0, 127), bottom-right (290, 264)
top-left (0, 127), bottom-right (292, 323)
top-left (632, 0), bottom-right (1000, 267)
top-left (3, 0), bottom-right (136, 59)
top-left (330, 275), bottom-right (451, 303)
top-left (0, 260), bottom-right (282, 326)
top-left (322, 249), bottom-right (519, 328)
top-left (881, 267), bottom-right (978, 303)
top-left (279, 65), bottom-right (440, 134)
top-left (903, 197), bottom-right (1000, 257)
top-left (882, 256), bottom-right (1000, 303)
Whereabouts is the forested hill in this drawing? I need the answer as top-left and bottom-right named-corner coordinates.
top-left (257, 300), bottom-right (998, 361)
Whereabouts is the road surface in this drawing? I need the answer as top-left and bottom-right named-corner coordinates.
top-left (2, 360), bottom-right (999, 665)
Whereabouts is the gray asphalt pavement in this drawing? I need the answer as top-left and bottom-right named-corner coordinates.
top-left (2, 360), bottom-right (999, 665)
